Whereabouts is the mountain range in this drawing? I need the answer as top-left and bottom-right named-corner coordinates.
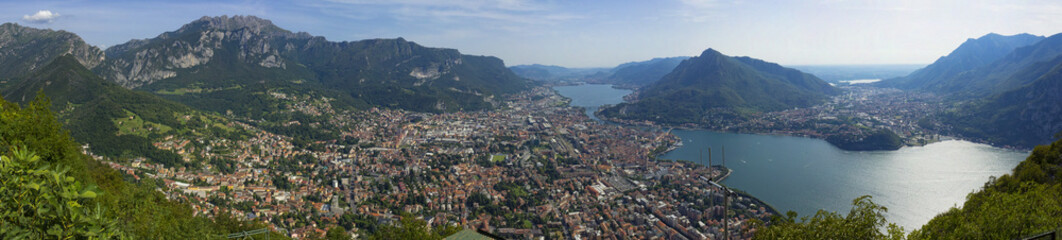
top-left (595, 57), bottom-right (689, 88)
top-left (0, 15), bottom-right (535, 165)
top-left (4, 15), bottom-right (1061, 152)
top-left (508, 64), bottom-right (609, 83)
top-left (510, 56), bottom-right (687, 88)
top-left (878, 32), bottom-right (1062, 148)
top-left (0, 23), bottom-right (103, 81)
top-left (600, 48), bottom-right (838, 124)
top-left (877, 33), bottom-right (1045, 95)
top-left (95, 16), bottom-right (529, 114)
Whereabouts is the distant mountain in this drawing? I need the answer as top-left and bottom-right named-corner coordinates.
top-left (96, 15), bottom-right (529, 113)
top-left (884, 32), bottom-right (1062, 148)
top-left (510, 57), bottom-right (686, 87)
top-left (3, 55), bottom-right (246, 167)
top-left (877, 33), bottom-right (1044, 93)
top-left (589, 57), bottom-right (688, 88)
top-left (509, 64), bottom-right (608, 83)
top-left (0, 23), bottom-right (104, 80)
top-left (944, 60), bottom-right (1062, 148)
top-left (600, 49), bottom-right (838, 124)
top-left (944, 33), bottom-right (1062, 96)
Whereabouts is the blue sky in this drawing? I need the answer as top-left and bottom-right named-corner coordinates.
top-left (3, 0), bottom-right (1061, 68)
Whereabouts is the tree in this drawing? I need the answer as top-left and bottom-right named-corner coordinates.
top-left (754, 195), bottom-right (905, 240)
top-left (324, 226), bottom-right (351, 240)
top-left (369, 213), bottom-right (462, 240)
top-left (1, 89), bottom-right (288, 239)
top-left (0, 147), bottom-right (122, 239)
top-left (909, 139), bottom-right (1062, 239)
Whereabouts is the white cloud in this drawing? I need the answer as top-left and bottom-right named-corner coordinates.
top-left (22, 10), bottom-right (61, 24)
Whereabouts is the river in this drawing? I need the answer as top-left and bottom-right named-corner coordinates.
top-left (553, 84), bottom-right (1029, 231)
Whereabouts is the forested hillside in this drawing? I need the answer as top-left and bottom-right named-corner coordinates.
top-left (3, 55), bottom-right (251, 168)
top-left (0, 94), bottom-right (287, 239)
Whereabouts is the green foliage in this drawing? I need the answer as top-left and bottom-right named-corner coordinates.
top-left (0, 147), bottom-right (122, 239)
top-left (754, 195), bottom-right (905, 240)
top-left (941, 62), bottom-right (1062, 148)
top-left (824, 128), bottom-right (904, 151)
top-left (466, 192), bottom-right (491, 208)
top-left (272, 175), bottom-right (293, 191)
top-left (910, 139), bottom-right (1062, 239)
top-left (337, 212), bottom-right (379, 234)
top-left (0, 93), bottom-right (86, 173)
top-left (2, 55), bottom-right (252, 168)
top-left (909, 183), bottom-right (1062, 240)
top-left (368, 213), bottom-right (461, 240)
top-left (761, 139), bottom-right (1062, 239)
top-left (0, 94), bottom-right (287, 239)
top-left (324, 226), bottom-right (351, 240)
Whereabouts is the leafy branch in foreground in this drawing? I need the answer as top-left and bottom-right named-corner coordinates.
top-left (0, 146), bottom-right (122, 239)
top-left (753, 195), bottom-right (904, 240)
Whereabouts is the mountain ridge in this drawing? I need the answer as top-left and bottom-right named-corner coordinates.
top-left (0, 23), bottom-right (104, 79)
top-left (94, 15), bottom-right (530, 113)
top-left (600, 48), bottom-right (838, 124)
top-left (3, 55), bottom-right (251, 167)
top-left (877, 33), bottom-right (1045, 94)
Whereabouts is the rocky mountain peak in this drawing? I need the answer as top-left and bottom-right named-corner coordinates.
top-left (182, 15), bottom-right (283, 34)
top-left (0, 23), bottom-right (104, 76)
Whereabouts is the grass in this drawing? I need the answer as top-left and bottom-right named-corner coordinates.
top-left (113, 110), bottom-right (173, 137)
top-left (155, 85), bottom-right (243, 95)
top-left (155, 87), bottom-right (202, 95)
top-left (491, 154), bottom-right (507, 162)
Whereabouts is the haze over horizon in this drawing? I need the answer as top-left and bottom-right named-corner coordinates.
top-left (2, 0), bottom-right (1061, 68)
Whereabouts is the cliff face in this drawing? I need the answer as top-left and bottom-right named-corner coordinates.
top-left (96, 16), bottom-right (310, 88)
top-left (94, 15), bottom-right (528, 113)
top-left (0, 23), bottom-right (104, 78)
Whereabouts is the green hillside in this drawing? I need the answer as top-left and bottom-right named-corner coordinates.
top-left (3, 55), bottom-right (249, 168)
top-left (942, 60), bottom-right (1062, 148)
top-left (600, 48), bottom-right (838, 124)
top-left (0, 93), bottom-right (286, 239)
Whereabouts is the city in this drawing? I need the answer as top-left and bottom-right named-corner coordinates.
top-left (97, 86), bottom-right (773, 239)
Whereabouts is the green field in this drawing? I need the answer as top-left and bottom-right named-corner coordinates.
top-left (113, 110), bottom-right (173, 137)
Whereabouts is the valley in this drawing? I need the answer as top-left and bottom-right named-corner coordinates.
top-left (1, 5), bottom-right (1061, 239)
top-left (96, 86), bottom-right (775, 239)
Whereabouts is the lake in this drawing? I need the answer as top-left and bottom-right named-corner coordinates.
top-left (553, 84), bottom-right (631, 121)
top-left (553, 84), bottom-right (1029, 231)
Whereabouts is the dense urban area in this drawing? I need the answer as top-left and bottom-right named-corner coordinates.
top-left (96, 87), bottom-right (774, 239)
